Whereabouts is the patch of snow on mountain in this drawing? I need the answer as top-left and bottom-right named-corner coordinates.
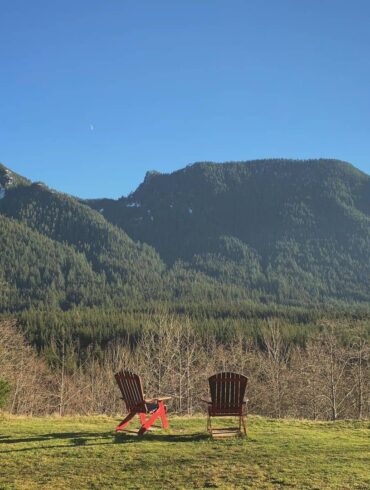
top-left (4, 170), bottom-right (13, 185)
top-left (0, 187), bottom-right (5, 199)
top-left (126, 202), bottom-right (141, 208)
top-left (99, 208), bottom-right (104, 213)
top-left (188, 207), bottom-right (193, 214)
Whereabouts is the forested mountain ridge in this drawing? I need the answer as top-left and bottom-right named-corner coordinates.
top-left (87, 159), bottom-right (370, 259)
top-left (87, 159), bottom-right (370, 303)
top-left (0, 164), bottom-right (168, 310)
top-left (0, 181), bottom-right (165, 281)
top-left (0, 163), bottom-right (240, 311)
top-left (1, 159), bottom-right (370, 310)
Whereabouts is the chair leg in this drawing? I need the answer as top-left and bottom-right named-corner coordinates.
top-left (207, 414), bottom-right (212, 435)
top-left (115, 411), bottom-right (136, 432)
top-left (138, 409), bottom-right (161, 436)
top-left (241, 415), bottom-right (247, 436)
top-left (137, 403), bottom-right (169, 435)
top-left (159, 402), bottom-right (169, 429)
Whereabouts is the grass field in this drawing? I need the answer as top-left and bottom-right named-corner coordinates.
top-left (0, 414), bottom-right (369, 489)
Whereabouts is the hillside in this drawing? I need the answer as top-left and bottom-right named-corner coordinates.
top-left (0, 165), bottom-right (168, 310)
top-left (1, 159), bottom-right (370, 309)
top-left (87, 159), bottom-right (370, 303)
top-left (0, 213), bottom-right (109, 311)
top-left (0, 164), bottom-right (238, 311)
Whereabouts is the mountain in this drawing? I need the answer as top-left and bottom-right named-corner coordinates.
top-left (1, 158), bottom-right (370, 310)
top-left (0, 163), bottom-right (239, 312)
top-left (0, 164), bottom-right (169, 310)
top-left (86, 159), bottom-right (370, 304)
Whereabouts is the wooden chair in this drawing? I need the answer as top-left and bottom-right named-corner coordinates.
top-left (114, 370), bottom-right (171, 435)
top-left (203, 372), bottom-right (248, 437)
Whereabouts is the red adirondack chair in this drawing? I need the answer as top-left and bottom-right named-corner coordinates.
top-left (114, 370), bottom-right (171, 435)
top-left (203, 371), bottom-right (248, 437)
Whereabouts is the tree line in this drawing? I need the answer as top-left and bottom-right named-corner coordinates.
top-left (1, 316), bottom-right (368, 420)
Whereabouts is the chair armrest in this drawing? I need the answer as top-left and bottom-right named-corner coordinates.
top-left (145, 396), bottom-right (172, 403)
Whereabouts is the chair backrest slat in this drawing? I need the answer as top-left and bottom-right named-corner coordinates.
top-left (114, 370), bottom-right (145, 411)
top-left (225, 372), bottom-right (231, 408)
top-left (208, 372), bottom-right (248, 410)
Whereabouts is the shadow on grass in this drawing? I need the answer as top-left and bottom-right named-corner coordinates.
top-left (0, 432), bottom-right (109, 445)
top-left (0, 429), bottom-right (209, 453)
top-left (114, 432), bottom-right (209, 444)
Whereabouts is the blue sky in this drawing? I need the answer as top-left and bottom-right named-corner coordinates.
top-left (1, 0), bottom-right (370, 198)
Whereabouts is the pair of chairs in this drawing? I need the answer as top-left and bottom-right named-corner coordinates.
top-left (114, 370), bottom-right (248, 437)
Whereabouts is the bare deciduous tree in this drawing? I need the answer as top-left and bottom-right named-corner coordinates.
top-left (0, 318), bottom-right (369, 420)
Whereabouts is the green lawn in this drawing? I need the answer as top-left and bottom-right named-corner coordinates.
top-left (0, 414), bottom-right (369, 489)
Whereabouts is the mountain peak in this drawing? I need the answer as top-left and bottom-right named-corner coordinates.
top-left (0, 163), bottom-right (31, 192)
top-left (143, 170), bottom-right (162, 183)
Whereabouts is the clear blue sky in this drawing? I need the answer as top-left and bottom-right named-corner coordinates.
top-left (1, 0), bottom-right (370, 198)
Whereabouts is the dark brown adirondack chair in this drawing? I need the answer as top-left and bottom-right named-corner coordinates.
top-left (114, 370), bottom-right (171, 435)
top-left (203, 372), bottom-right (248, 437)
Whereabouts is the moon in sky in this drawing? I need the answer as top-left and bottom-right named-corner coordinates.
top-left (90, 124), bottom-right (94, 131)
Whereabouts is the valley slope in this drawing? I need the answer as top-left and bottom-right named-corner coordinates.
top-left (86, 159), bottom-right (370, 304)
top-left (1, 159), bottom-right (370, 311)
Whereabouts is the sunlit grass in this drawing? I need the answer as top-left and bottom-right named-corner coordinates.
top-left (0, 414), bottom-right (369, 489)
